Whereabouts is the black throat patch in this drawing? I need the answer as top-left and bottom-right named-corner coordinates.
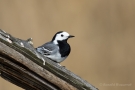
top-left (57, 40), bottom-right (71, 57)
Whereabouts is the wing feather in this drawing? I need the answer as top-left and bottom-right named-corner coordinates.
top-left (36, 42), bottom-right (58, 55)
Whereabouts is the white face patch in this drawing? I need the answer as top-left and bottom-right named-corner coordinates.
top-left (53, 32), bottom-right (70, 44)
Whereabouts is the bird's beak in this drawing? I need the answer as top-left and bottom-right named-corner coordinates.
top-left (68, 35), bottom-right (75, 38)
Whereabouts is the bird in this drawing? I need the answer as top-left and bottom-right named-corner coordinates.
top-left (36, 31), bottom-right (74, 63)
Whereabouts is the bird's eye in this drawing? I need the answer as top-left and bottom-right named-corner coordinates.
top-left (61, 34), bottom-right (64, 37)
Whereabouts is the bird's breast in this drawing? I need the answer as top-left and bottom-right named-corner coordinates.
top-left (58, 41), bottom-right (71, 57)
top-left (46, 52), bottom-right (67, 63)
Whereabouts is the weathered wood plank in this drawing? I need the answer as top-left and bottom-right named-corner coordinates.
top-left (0, 29), bottom-right (98, 90)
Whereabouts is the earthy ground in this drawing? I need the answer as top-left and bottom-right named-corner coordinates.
top-left (0, 0), bottom-right (134, 90)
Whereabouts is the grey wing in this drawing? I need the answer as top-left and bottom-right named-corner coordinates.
top-left (36, 42), bottom-right (58, 55)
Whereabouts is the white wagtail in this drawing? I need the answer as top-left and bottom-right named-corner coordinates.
top-left (36, 31), bottom-right (74, 63)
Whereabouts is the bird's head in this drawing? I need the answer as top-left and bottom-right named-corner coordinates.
top-left (52, 31), bottom-right (74, 44)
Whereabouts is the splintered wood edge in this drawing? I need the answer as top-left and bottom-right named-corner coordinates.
top-left (0, 41), bottom-right (77, 90)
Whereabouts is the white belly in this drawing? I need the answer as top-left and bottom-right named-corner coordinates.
top-left (46, 52), bottom-right (67, 63)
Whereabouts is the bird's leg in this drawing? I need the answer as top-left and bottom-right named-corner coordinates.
top-left (42, 59), bottom-right (45, 65)
top-left (35, 51), bottom-right (45, 65)
top-left (57, 63), bottom-right (66, 68)
top-left (57, 63), bottom-right (61, 66)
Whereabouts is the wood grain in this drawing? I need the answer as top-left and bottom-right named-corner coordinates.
top-left (0, 30), bottom-right (98, 90)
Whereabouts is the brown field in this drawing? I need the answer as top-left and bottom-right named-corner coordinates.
top-left (0, 0), bottom-right (135, 90)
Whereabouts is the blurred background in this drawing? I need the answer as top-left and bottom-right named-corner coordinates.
top-left (0, 0), bottom-right (134, 90)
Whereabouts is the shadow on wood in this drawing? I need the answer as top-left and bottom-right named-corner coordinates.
top-left (0, 29), bottom-right (98, 90)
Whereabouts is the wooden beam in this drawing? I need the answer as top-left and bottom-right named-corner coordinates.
top-left (0, 29), bottom-right (98, 90)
